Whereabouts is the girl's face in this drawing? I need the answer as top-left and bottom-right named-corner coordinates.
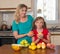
top-left (19, 7), bottom-right (27, 17)
top-left (35, 19), bottom-right (44, 29)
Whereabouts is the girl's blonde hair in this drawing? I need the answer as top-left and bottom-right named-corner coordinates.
top-left (32, 17), bottom-right (47, 30)
top-left (14, 4), bottom-right (27, 23)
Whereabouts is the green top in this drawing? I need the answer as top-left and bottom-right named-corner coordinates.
top-left (12, 15), bottom-right (34, 44)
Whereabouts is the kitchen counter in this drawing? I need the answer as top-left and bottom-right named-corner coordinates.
top-left (51, 32), bottom-right (60, 35)
top-left (0, 31), bottom-right (16, 45)
top-left (0, 31), bottom-right (60, 36)
top-left (0, 31), bottom-right (13, 36)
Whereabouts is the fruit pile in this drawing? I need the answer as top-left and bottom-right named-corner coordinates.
top-left (11, 39), bottom-right (55, 51)
top-left (29, 42), bottom-right (46, 50)
top-left (20, 39), bottom-right (29, 47)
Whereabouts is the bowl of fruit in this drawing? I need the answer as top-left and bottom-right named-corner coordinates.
top-left (11, 44), bottom-right (22, 51)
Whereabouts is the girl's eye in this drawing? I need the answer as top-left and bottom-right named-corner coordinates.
top-left (22, 10), bottom-right (27, 11)
top-left (41, 22), bottom-right (43, 23)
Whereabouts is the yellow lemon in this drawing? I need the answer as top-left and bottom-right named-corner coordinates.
top-left (25, 44), bottom-right (29, 47)
top-left (29, 45), bottom-right (32, 49)
top-left (20, 40), bottom-right (29, 46)
top-left (31, 42), bottom-right (35, 46)
top-left (24, 40), bottom-right (28, 44)
top-left (31, 46), bottom-right (37, 50)
top-left (20, 41), bottom-right (24, 45)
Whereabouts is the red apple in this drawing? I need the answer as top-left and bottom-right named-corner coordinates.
top-left (47, 43), bottom-right (55, 49)
top-left (49, 44), bottom-right (55, 49)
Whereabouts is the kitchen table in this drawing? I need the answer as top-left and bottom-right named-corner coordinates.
top-left (0, 44), bottom-right (60, 54)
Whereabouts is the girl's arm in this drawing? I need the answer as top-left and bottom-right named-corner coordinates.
top-left (42, 32), bottom-right (51, 43)
top-left (32, 36), bottom-right (40, 44)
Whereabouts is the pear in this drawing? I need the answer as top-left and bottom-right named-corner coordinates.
top-left (42, 42), bottom-right (46, 49)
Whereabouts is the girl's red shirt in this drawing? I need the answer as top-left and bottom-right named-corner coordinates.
top-left (32, 28), bottom-right (49, 44)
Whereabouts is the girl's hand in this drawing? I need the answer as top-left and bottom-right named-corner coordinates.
top-left (27, 31), bottom-right (34, 37)
top-left (37, 33), bottom-right (43, 39)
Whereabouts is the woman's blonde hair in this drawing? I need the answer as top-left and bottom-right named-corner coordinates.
top-left (14, 4), bottom-right (27, 23)
top-left (32, 17), bottom-right (47, 30)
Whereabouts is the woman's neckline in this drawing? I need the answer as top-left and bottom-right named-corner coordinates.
top-left (20, 15), bottom-right (28, 23)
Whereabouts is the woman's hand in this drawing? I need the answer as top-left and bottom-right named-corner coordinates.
top-left (27, 31), bottom-right (34, 37)
top-left (37, 33), bottom-right (43, 39)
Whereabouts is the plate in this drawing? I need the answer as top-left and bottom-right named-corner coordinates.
top-left (11, 44), bottom-right (27, 47)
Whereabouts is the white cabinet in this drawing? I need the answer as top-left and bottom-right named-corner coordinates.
top-left (0, 0), bottom-right (32, 11)
top-left (51, 36), bottom-right (54, 44)
top-left (51, 35), bottom-right (60, 45)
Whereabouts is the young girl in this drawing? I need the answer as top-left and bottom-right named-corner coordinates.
top-left (32, 17), bottom-right (55, 49)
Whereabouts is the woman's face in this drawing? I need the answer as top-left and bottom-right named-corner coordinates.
top-left (35, 19), bottom-right (44, 29)
top-left (19, 7), bottom-right (27, 17)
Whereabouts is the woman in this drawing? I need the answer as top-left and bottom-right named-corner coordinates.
top-left (12, 4), bottom-right (34, 44)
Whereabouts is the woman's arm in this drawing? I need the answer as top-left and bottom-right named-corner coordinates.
top-left (13, 31), bottom-right (27, 39)
top-left (13, 31), bottom-right (34, 39)
top-left (42, 32), bottom-right (51, 43)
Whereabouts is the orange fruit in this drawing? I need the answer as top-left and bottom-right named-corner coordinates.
top-left (47, 43), bottom-right (51, 48)
top-left (11, 44), bottom-right (21, 51)
top-left (37, 43), bottom-right (42, 49)
top-left (38, 32), bottom-right (42, 34)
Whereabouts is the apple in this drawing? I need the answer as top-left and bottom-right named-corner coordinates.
top-left (47, 43), bottom-right (55, 49)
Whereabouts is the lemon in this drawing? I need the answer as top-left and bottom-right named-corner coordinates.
top-left (20, 41), bottom-right (24, 45)
top-left (25, 44), bottom-right (29, 47)
top-left (31, 46), bottom-right (36, 50)
top-left (31, 42), bottom-right (35, 46)
top-left (29, 45), bottom-right (32, 49)
top-left (20, 39), bottom-right (29, 47)
top-left (29, 42), bottom-right (36, 50)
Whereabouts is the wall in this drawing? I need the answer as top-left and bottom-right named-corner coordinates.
top-left (0, 0), bottom-right (31, 8)
top-left (58, 0), bottom-right (60, 24)
top-left (0, 0), bottom-right (60, 28)
top-left (0, 13), bottom-right (3, 27)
